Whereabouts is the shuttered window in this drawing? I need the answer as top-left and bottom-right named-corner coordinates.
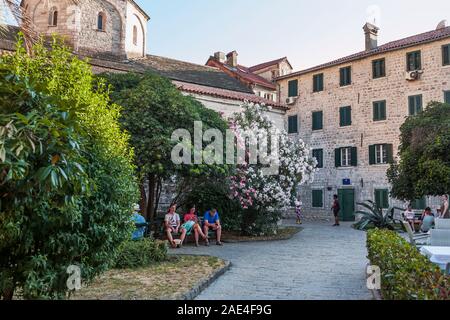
top-left (408, 95), bottom-right (423, 116)
top-left (372, 58), bottom-right (386, 78)
top-left (313, 73), bottom-right (324, 92)
top-left (288, 80), bottom-right (298, 97)
top-left (335, 147), bottom-right (357, 167)
top-left (407, 51), bottom-right (422, 71)
top-left (340, 67), bottom-right (352, 86)
top-left (312, 190), bottom-right (324, 208)
top-left (312, 111), bottom-right (323, 131)
top-left (443, 44), bottom-right (450, 66)
top-left (373, 100), bottom-right (387, 121)
top-left (445, 91), bottom-right (450, 104)
top-left (375, 189), bottom-right (390, 209)
top-left (312, 149), bottom-right (324, 168)
top-left (288, 115), bottom-right (298, 134)
top-left (369, 144), bottom-right (393, 165)
top-left (340, 106), bottom-right (352, 127)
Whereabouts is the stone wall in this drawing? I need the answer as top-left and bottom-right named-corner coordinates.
top-left (277, 38), bottom-right (450, 218)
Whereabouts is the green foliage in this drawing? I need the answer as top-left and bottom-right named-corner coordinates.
top-left (388, 102), bottom-right (450, 200)
top-left (114, 239), bottom-right (168, 269)
top-left (353, 201), bottom-right (401, 231)
top-left (0, 37), bottom-right (138, 300)
top-left (367, 229), bottom-right (449, 300)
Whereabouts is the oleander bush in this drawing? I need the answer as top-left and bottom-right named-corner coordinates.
top-left (114, 239), bottom-right (168, 269)
top-left (367, 229), bottom-right (450, 300)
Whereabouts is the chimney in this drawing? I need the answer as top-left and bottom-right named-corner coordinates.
top-left (226, 51), bottom-right (238, 67)
top-left (363, 22), bottom-right (379, 51)
top-left (214, 51), bottom-right (226, 63)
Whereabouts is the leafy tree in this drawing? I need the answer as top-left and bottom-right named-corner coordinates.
top-left (0, 38), bottom-right (138, 300)
top-left (99, 72), bottom-right (231, 220)
top-left (388, 102), bottom-right (450, 200)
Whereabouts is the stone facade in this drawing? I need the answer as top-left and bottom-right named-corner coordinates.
top-left (277, 31), bottom-right (450, 219)
top-left (22, 0), bottom-right (149, 59)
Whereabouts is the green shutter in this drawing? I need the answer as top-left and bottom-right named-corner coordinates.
top-left (408, 96), bottom-right (414, 115)
top-left (313, 149), bottom-right (323, 168)
top-left (412, 197), bottom-right (426, 210)
top-left (381, 101), bottom-right (386, 120)
top-left (375, 190), bottom-right (382, 209)
top-left (312, 190), bottom-right (323, 208)
top-left (444, 45), bottom-right (450, 66)
top-left (445, 91), bottom-right (450, 104)
top-left (369, 145), bottom-right (376, 165)
top-left (288, 115), bottom-right (298, 134)
top-left (416, 95), bottom-right (423, 114)
top-left (288, 80), bottom-right (298, 97)
top-left (312, 111), bottom-right (323, 130)
top-left (335, 148), bottom-right (341, 167)
top-left (374, 101), bottom-right (386, 121)
top-left (340, 107), bottom-right (351, 126)
top-left (382, 190), bottom-right (389, 209)
top-left (375, 189), bottom-right (389, 209)
top-left (386, 144), bottom-right (394, 163)
top-left (351, 147), bottom-right (358, 167)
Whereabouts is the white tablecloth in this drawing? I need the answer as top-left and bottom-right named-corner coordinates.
top-left (420, 246), bottom-right (450, 270)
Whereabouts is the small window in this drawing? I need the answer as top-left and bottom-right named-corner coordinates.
top-left (443, 44), bottom-right (450, 66)
top-left (339, 106), bottom-right (352, 127)
top-left (48, 7), bottom-right (58, 26)
top-left (375, 189), bottom-right (390, 209)
top-left (98, 12), bottom-right (106, 31)
top-left (372, 58), bottom-right (386, 79)
top-left (407, 51), bottom-right (421, 71)
top-left (369, 144), bottom-right (393, 165)
top-left (313, 73), bottom-right (324, 92)
top-left (312, 190), bottom-right (324, 208)
top-left (340, 66), bottom-right (352, 86)
top-left (408, 95), bottom-right (423, 116)
top-left (288, 115), bottom-right (298, 134)
top-left (312, 111), bottom-right (323, 131)
top-left (373, 100), bottom-right (387, 121)
top-left (288, 80), bottom-right (298, 97)
top-left (312, 149), bottom-right (324, 169)
top-left (133, 25), bottom-right (138, 46)
top-left (335, 147), bottom-right (357, 167)
top-left (445, 91), bottom-right (450, 104)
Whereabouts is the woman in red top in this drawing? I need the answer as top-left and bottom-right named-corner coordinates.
top-left (180, 206), bottom-right (209, 247)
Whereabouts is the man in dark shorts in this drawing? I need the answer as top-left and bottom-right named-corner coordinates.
top-left (331, 195), bottom-right (340, 226)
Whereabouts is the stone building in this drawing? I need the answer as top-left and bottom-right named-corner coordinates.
top-left (276, 22), bottom-right (450, 220)
top-left (206, 51), bottom-right (292, 102)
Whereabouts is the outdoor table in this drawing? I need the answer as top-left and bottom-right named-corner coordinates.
top-left (420, 246), bottom-right (450, 271)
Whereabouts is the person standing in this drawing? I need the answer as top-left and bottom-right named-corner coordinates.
top-left (331, 195), bottom-right (340, 227)
top-left (440, 195), bottom-right (449, 219)
top-left (295, 200), bottom-right (303, 225)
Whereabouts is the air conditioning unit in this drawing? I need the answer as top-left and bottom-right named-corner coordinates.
top-left (406, 70), bottom-right (423, 81)
top-left (286, 97), bottom-right (297, 105)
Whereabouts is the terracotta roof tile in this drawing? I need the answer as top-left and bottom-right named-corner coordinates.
top-left (249, 57), bottom-right (290, 72)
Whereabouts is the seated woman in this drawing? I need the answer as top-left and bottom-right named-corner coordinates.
top-left (404, 205), bottom-right (416, 232)
top-left (180, 205), bottom-right (209, 247)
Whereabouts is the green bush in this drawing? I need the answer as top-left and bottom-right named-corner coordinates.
top-left (114, 239), bottom-right (168, 269)
top-left (367, 229), bottom-right (449, 300)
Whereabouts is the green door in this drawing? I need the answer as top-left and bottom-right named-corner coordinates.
top-left (338, 189), bottom-right (355, 222)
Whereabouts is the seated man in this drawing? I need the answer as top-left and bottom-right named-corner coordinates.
top-left (203, 208), bottom-right (223, 246)
top-left (165, 205), bottom-right (182, 248)
top-left (420, 207), bottom-right (435, 233)
top-left (132, 204), bottom-right (147, 241)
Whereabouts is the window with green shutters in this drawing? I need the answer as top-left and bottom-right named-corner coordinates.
top-left (312, 149), bottom-right (324, 168)
top-left (443, 44), bottom-right (450, 66)
top-left (375, 189), bottom-right (390, 209)
top-left (411, 197), bottom-right (427, 210)
top-left (407, 51), bottom-right (422, 71)
top-left (340, 67), bottom-right (352, 86)
top-left (408, 95), bottom-right (423, 116)
top-left (445, 91), bottom-right (450, 104)
top-left (313, 73), bottom-right (324, 92)
top-left (339, 106), bottom-right (352, 126)
top-left (335, 147), bottom-right (357, 167)
top-left (373, 100), bottom-right (387, 121)
top-left (288, 80), bottom-right (298, 97)
top-left (312, 111), bottom-right (323, 131)
top-left (288, 115), bottom-right (298, 134)
top-left (372, 58), bottom-right (386, 78)
top-left (369, 144), bottom-right (393, 165)
top-left (312, 190), bottom-right (324, 208)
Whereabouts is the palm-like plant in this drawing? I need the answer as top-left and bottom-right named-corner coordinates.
top-left (353, 200), bottom-right (403, 231)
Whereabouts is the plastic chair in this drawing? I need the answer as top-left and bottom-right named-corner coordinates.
top-left (430, 229), bottom-right (450, 247)
top-left (435, 219), bottom-right (450, 230)
top-left (402, 221), bottom-right (429, 247)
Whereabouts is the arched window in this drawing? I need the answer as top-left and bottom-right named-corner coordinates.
top-left (48, 7), bottom-right (58, 26)
top-left (133, 25), bottom-right (138, 46)
top-left (97, 12), bottom-right (105, 31)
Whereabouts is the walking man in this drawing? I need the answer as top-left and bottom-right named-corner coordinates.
top-left (332, 195), bottom-right (341, 226)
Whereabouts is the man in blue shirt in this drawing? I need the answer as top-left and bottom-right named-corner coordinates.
top-left (203, 208), bottom-right (223, 246)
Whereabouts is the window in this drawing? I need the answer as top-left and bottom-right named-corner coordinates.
top-left (411, 197), bottom-right (426, 210)
top-left (312, 111), bottom-right (323, 131)
top-left (133, 25), bottom-right (138, 45)
top-left (340, 66), bottom-right (351, 86)
top-left (369, 144), bottom-right (393, 165)
top-left (445, 91), bottom-right (450, 104)
top-left (443, 44), bottom-right (450, 66)
top-left (407, 51), bottom-right (422, 71)
top-left (313, 73), bottom-right (324, 92)
top-left (312, 190), bottom-right (324, 208)
top-left (288, 115), bottom-right (298, 134)
top-left (339, 106), bottom-right (352, 127)
top-left (288, 80), bottom-right (298, 97)
top-left (408, 94), bottom-right (423, 116)
top-left (335, 147), bottom-right (357, 167)
top-left (48, 7), bottom-right (58, 26)
top-left (373, 100), bottom-right (387, 121)
top-left (312, 149), bottom-right (324, 168)
top-left (97, 12), bottom-right (105, 31)
top-left (372, 58), bottom-right (386, 78)
top-left (375, 189), bottom-right (389, 209)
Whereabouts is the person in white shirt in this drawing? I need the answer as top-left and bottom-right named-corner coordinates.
top-left (404, 205), bottom-right (416, 232)
top-left (164, 205), bottom-right (181, 248)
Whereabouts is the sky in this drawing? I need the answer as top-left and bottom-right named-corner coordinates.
top-left (137, 0), bottom-right (450, 71)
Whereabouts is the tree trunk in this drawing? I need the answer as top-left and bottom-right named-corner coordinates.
top-left (153, 178), bottom-right (163, 218)
top-left (146, 175), bottom-right (157, 223)
top-left (139, 182), bottom-right (147, 217)
top-left (2, 287), bottom-right (14, 301)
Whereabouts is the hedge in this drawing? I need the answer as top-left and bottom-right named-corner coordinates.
top-left (114, 239), bottom-right (168, 269)
top-left (367, 229), bottom-right (449, 300)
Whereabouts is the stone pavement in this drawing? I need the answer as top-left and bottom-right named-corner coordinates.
top-left (174, 220), bottom-right (373, 300)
